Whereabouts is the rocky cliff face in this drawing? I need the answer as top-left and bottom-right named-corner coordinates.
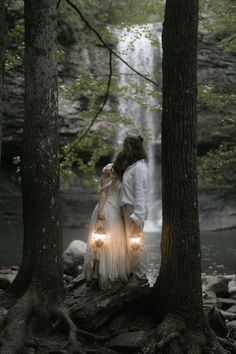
top-left (1, 23), bottom-right (236, 232)
top-left (3, 42), bottom-right (110, 162)
top-left (197, 32), bottom-right (236, 149)
top-left (3, 29), bottom-right (236, 161)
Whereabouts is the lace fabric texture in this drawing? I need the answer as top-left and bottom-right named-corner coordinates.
top-left (84, 180), bottom-right (130, 290)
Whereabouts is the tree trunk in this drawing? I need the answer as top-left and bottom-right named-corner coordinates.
top-left (7, 0), bottom-right (64, 302)
top-left (155, 0), bottom-right (202, 321)
top-left (0, 1), bottom-right (70, 353)
top-left (148, 2), bottom-right (230, 353)
top-left (21, 0), bottom-right (63, 299)
top-left (0, 0), bottom-right (5, 166)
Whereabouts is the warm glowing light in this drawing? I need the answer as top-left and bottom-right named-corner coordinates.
top-left (92, 226), bottom-right (109, 248)
top-left (129, 235), bottom-right (142, 251)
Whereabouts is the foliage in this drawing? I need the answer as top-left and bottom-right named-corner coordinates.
top-left (60, 129), bottom-right (114, 187)
top-left (59, 70), bottom-right (159, 184)
top-left (200, 0), bottom-right (236, 53)
top-left (198, 85), bottom-right (236, 109)
top-left (6, 0), bottom-right (163, 186)
top-left (198, 85), bottom-right (236, 188)
top-left (5, 23), bottom-right (24, 70)
top-left (199, 144), bottom-right (236, 188)
top-left (58, 0), bottom-right (113, 45)
top-left (108, 0), bottom-right (165, 25)
top-left (197, 1), bottom-right (236, 189)
top-left (6, 0), bottom-right (236, 190)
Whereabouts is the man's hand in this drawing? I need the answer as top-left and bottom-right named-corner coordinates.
top-left (129, 219), bottom-right (142, 236)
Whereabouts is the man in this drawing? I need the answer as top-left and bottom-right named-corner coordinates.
top-left (120, 135), bottom-right (150, 287)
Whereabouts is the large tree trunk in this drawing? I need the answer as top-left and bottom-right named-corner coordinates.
top-left (0, 1), bottom-right (77, 353)
top-left (156, 0), bottom-right (202, 319)
top-left (150, 1), bottom-right (229, 353)
top-left (6, 0), bottom-right (63, 302)
top-left (0, 0), bottom-right (5, 166)
top-left (22, 0), bottom-right (63, 298)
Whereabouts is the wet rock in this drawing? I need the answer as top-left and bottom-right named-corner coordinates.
top-left (228, 327), bottom-right (236, 340)
top-left (24, 349), bottom-right (36, 354)
top-left (199, 191), bottom-right (236, 231)
top-left (226, 320), bottom-right (236, 340)
top-left (63, 240), bottom-right (87, 276)
top-left (219, 309), bottom-right (236, 321)
top-left (0, 277), bottom-right (11, 290)
top-left (227, 305), bottom-right (236, 314)
top-left (215, 297), bottom-right (236, 311)
top-left (0, 269), bottom-right (18, 288)
top-left (203, 276), bottom-right (229, 298)
top-left (11, 265), bottom-right (19, 271)
top-left (229, 278), bottom-right (236, 296)
top-left (0, 307), bottom-right (8, 329)
top-left (207, 305), bottom-right (227, 337)
top-left (107, 330), bottom-right (147, 349)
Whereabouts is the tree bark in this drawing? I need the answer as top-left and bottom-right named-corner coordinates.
top-left (154, 0), bottom-right (203, 321)
top-left (1, 0), bottom-right (63, 312)
top-left (0, 2), bottom-right (66, 352)
top-left (148, 2), bottom-right (229, 353)
top-left (0, 0), bottom-right (5, 166)
top-left (21, 0), bottom-right (63, 299)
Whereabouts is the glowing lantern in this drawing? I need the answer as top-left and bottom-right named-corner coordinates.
top-left (129, 234), bottom-right (142, 251)
top-left (92, 224), bottom-right (109, 248)
top-left (90, 222), bottom-right (109, 287)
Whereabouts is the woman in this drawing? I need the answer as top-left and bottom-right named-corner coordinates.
top-left (83, 151), bottom-right (130, 291)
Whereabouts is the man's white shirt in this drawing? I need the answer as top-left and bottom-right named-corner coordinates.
top-left (120, 159), bottom-right (150, 226)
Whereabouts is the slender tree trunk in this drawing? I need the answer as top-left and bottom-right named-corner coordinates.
top-left (155, 0), bottom-right (203, 321)
top-left (0, 0), bottom-right (5, 166)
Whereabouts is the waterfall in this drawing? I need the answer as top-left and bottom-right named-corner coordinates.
top-left (114, 23), bottom-right (163, 232)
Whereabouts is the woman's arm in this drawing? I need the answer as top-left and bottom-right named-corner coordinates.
top-left (97, 172), bottom-right (112, 220)
top-left (97, 189), bottom-right (107, 220)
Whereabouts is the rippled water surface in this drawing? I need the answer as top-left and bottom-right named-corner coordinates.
top-left (0, 228), bottom-right (235, 286)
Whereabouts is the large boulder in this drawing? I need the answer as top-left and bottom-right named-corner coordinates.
top-left (63, 240), bottom-right (87, 277)
top-left (0, 268), bottom-right (18, 290)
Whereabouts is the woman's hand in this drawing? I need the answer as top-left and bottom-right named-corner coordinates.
top-left (97, 210), bottom-right (105, 220)
top-left (96, 213), bottom-right (106, 231)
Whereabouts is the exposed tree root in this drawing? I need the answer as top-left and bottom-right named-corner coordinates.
top-left (0, 293), bottom-right (86, 354)
top-left (52, 305), bottom-right (129, 351)
top-left (0, 289), bottom-right (36, 354)
top-left (0, 291), bottom-right (18, 309)
top-left (156, 332), bottom-right (181, 350)
top-left (217, 337), bottom-right (236, 352)
top-left (141, 313), bottom-right (232, 354)
top-left (69, 284), bottom-right (151, 330)
top-left (1, 281), bottom-right (236, 354)
top-left (52, 306), bottom-right (86, 354)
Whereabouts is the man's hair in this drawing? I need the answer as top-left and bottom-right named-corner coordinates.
top-left (124, 135), bottom-right (148, 164)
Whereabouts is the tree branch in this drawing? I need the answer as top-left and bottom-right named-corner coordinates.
top-left (60, 0), bottom-right (159, 142)
top-left (74, 50), bottom-right (113, 145)
top-left (64, 0), bottom-right (158, 87)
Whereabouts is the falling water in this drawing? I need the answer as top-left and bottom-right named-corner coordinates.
top-left (114, 23), bottom-right (163, 232)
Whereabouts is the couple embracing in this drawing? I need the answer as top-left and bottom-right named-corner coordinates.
top-left (84, 135), bottom-right (150, 290)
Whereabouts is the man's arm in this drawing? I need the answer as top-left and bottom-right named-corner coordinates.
top-left (130, 162), bottom-right (150, 228)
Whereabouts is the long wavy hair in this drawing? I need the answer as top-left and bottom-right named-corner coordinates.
top-left (124, 135), bottom-right (148, 164)
top-left (112, 150), bottom-right (129, 181)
